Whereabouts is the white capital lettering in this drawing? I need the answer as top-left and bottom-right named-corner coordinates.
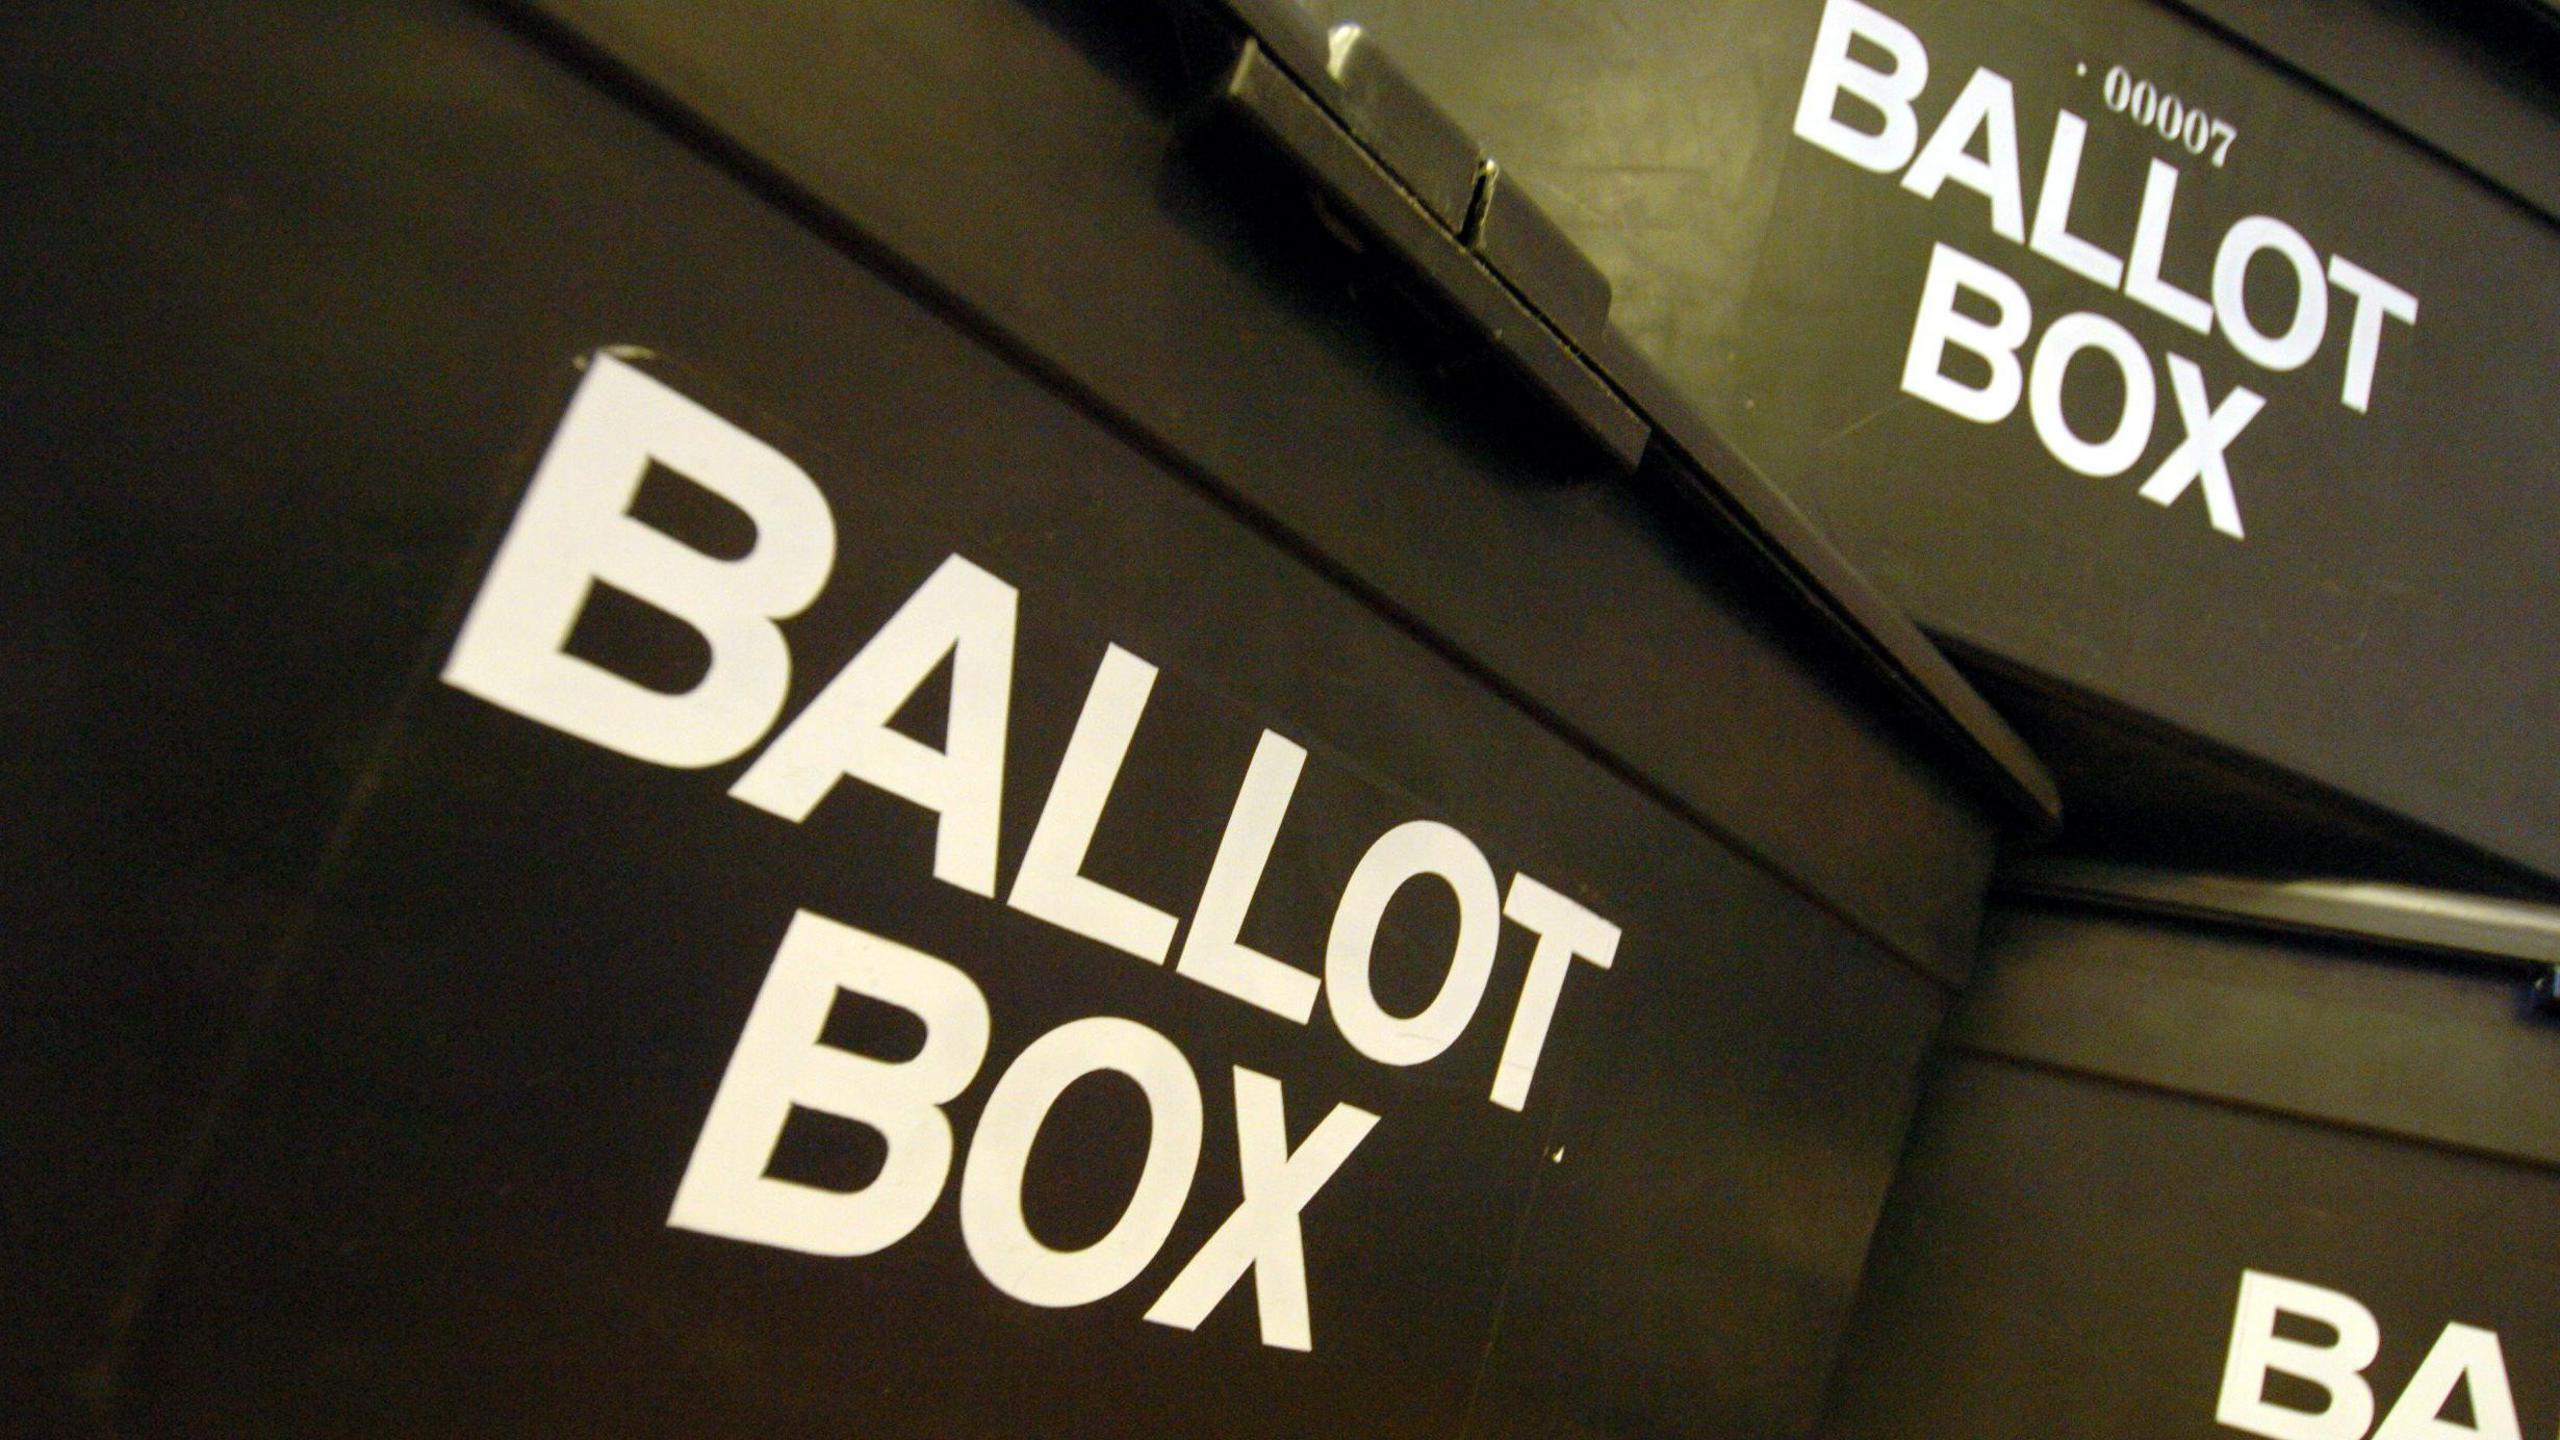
top-left (1325, 820), bottom-right (1503, 1067)
top-left (2373, 1323), bottom-right (2523, 1440)
top-left (2216, 1269), bottom-right (2380, 1440)
top-left (1792, 0), bottom-right (1931, 174)
top-left (1489, 873), bottom-right (1620, 1112)
top-left (2137, 354), bottom-right (2260, 539)
top-left (1176, 731), bottom-right (1322, 1022)
top-left (2126, 158), bottom-right (2214, 333)
top-left (1145, 1068), bottom-right (1378, 1351)
top-left (667, 910), bottom-right (990, 1258)
top-left (2216, 217), bottom-right (2330, 372)
top-left (1901, 67), bottom-right (2026, 242)
top-left (443, 353), bottom-right (835, 768)
top-left (2326, 254), bottom-right (2419, 415)
top-left (1902, 242), bottom-right (2032, 424)
top-left (959, 1016), bottom-right (1204, 1309)
top-left (2029, 110), bottom-right (2125, 288)
top-left (730, 554), bottom-right (1017, 896)
top-left (1007, 645), bottom-right (1182, 962)
top-left (2029, 311), bottom-right (2155, 479)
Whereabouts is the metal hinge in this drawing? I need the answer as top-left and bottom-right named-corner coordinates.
top-left (1197, 12), bottom-right (1647, 469)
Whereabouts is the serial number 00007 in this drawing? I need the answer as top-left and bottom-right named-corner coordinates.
top-left (2103, 64), bottom-right (2235, 166)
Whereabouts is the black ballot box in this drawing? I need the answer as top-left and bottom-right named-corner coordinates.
top-left (1822, 862), bottom-right (2560, 1440)
top-left (0, 2), bottom-right (2052, 1435)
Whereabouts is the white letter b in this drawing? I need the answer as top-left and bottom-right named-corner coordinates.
top-left (1791, 0), bottom-right (1930, 173)
top-left (2216, 1269), bottom-right (2380, 1440)
top-left (667, 910), bottom-right (990, 1258)
top-left (443, 353), bottom-right (836, 768)
top-left (1902, 243), bottom-right (2031, 424)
